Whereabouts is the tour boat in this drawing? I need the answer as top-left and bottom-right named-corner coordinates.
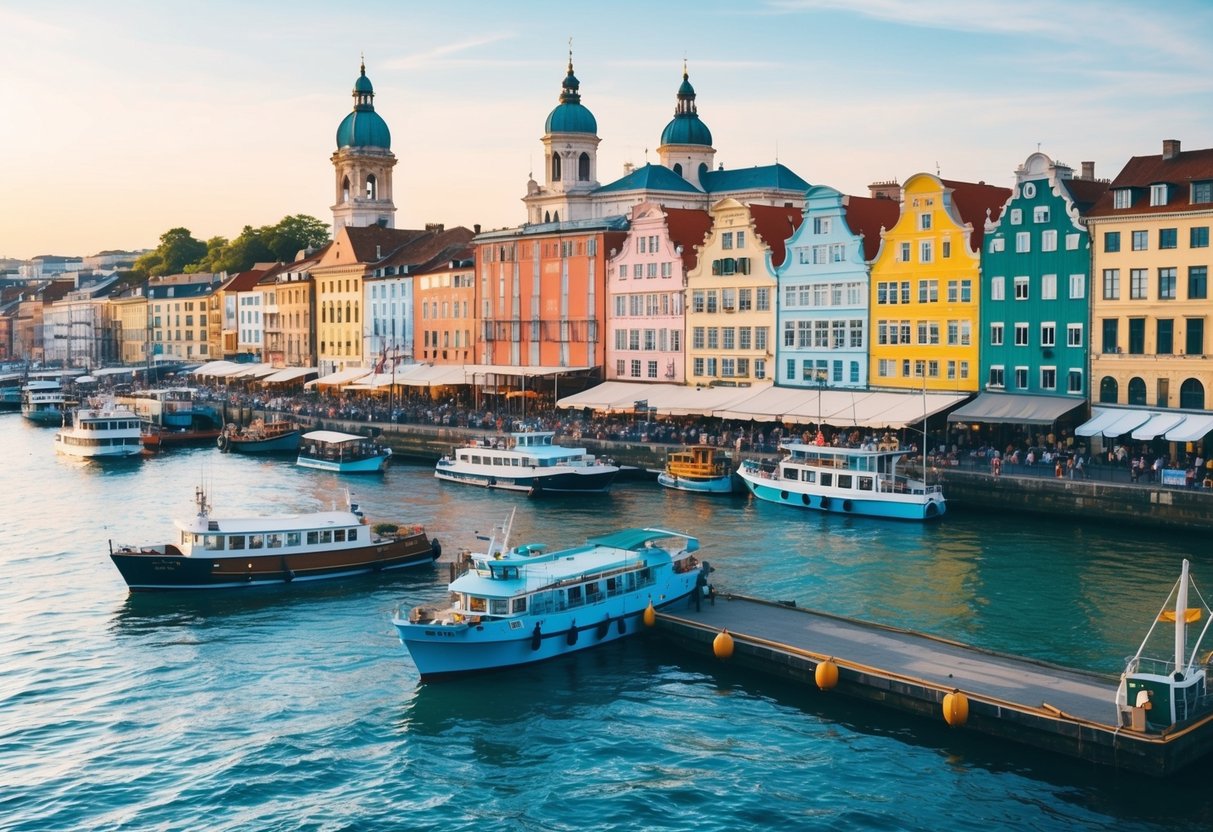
top-left (109, 486), bottom-right (440, 591)
top-left (737, 439), bottom-right (946, 521)
top-left (297, 430), bottom-right (391, 473)
top-left (21, 379), bottom-right (67, 425)
top-left (121, 387), bottom-right (223, 448)
top-left (217, 419), bottom-right (302, 454)
top-left (434, 430), bottom-right (618, 495)
top-left (392, 510), bottom-right (710, 679)
top-left (0, 372), bottom-right (23, 410)
top-left (1117, 559), bottom-right (1213, 732)
top-left (657, 445), bottom-right (735, 494)
top-left (55, 399), bottom-right (144, 459)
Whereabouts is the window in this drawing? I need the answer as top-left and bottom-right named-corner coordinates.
top-left (1040, 323), bottom-right (1056, 347)
top-left (813, 216), bottom-right (832, 234)
top-left (1041, 274), bottom-right (1057, 300)
top-left (991, 276), bottom-right (1005, 301)
top-left (1159, 267), bottom-right (1177, 299)
top-left (1194, 182), bottom-right (1213, 204)
top-left (1066, 233), bottom-right (1080, 251)
top-left (1128, 318), bottom-right (1145, 354)
top-left (990, 322), bottom-right (1004, 346)
top-left (1113, 189), bottom-right (1132, 209)
top-left (1150, 183), bottom-right (1168, 206)
top-left (1033, 206), bottom-right (1050, 223)
top-left (1016, 232), bottom-right (1031, 253)
top-left (920, 241), bottom-right (933, 263)
top-left (721, 232), bottom-right (733, 250)
top-left (1067, 324), bottom-right (1083, 347)
top-left (1041, 368), bottom-right (1056, 390)
top-left (1131, 230), bottom-right (1148, 251)
top-left (1041, 229), bottom-right (1057, 252)
top-left (1190, 266), bottom-right (1208, 299)
top-left (1010, 208), bottom-right (1022, 225)
top-left (899, 242), bottom-right (911, 262)
top-left (1104, 231), bottom-right (1120, 252)
top-left (1069, 274), bottom-right (1085, 299)
top-left (1160, 228), bottom-right (1178, 249)
top-left (1192, 227), bottom-right (1210, 248)
top-left (1068, 370), bottom-right (1083, 394)
top-left (942, 241), bottom-right (951, 258)
top-left (1130, 268), bottom-right (1148, 300)
top-left (988, 366), bottom-right (1004, 388)
top-left (918, 280), bottom-right (938, 303)
top-left (919, 213), bottom-right (932, 230)
top-left (1014, 276), bottom-right (1029, 300)
top-left (990, 237), bottom-right (1005, 253)
top-left (1157, 319), bottom-right (1174, 354)
top-left (1015, 367), bottom-right (1028, 389)
top-left (1014, 322), bottom-right (1029, 346)
top-left (1102, 269), bottom-right (1119, 300)
top-left (1102, 319), bottom-right (1119, 353)
top-left (1187, 318), bottom-right (1205, 356)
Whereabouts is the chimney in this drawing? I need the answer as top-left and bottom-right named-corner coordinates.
top-left (1081, 161), bottom-right (1095, 180)
top-left (1163, 139), bottom-right (1181, 160)
top-left (425, 223), bottom-right (445, 233)
top-left (474, 224), bottom-right (481, 234)
top-left (868, 180), bottom-right (901, 201)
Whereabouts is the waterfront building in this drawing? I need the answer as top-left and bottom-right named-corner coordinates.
top-left (605, 202), bottom-right (709, 383)
top-left (217, 269), bottom-right (270, 361)
top-left (331, 60), bottom-right (396, 235)
top-left (41, 275), bottom-right (121, 368)
top-left (11, 281), bottom-right (72, 363)
top-left (684, 198), bottom-right (801, 387)
top-left (147, 277), bottom-right (220, 363)
top-left (776, 185), bottom-right (898, 389)
top-left (868, 174), bottom-right (1009, 392)
top-left (260, 249), bottom-right (324, 368)
top-left (1087, 140), bottom-right (1213, 416)
top-left (109, 286), bottom-right (149, 366)
top-left (414, 245), bottom-right (476, 365)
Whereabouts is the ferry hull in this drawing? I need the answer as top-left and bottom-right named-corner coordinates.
top-left (657, 472), bottom-right (735, 494)
top-left (23, 408), bottom-right (63, 426)
top-left (297, 451), bottom-right (391, 473)
top-left (434, 466), bottom-right (617, 494)
top-left (219, 431), bottom-right (302, 454)
top-left (56, 443), bottom-right (144, 459)
top-left (110, 532), bottom-right (438, 591)
top-left (738, 470), bottom-right (945, 521)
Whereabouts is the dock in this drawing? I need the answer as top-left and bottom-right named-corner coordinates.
top-left (656, 594), bottom-right (1213, 776)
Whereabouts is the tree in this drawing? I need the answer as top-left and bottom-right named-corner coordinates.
top-left (264, 214), bottom-right (330, 262)
top-left (132, 227), bottom-right (207, 278)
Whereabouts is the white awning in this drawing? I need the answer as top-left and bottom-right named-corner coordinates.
top-left (1074, 408), bottom-right (1118, 437)
top-left (344, 372), bottom-right (397, 390)
top-left (232, 363), bottom-right (280, 379)
top-left (946, 392), bottom-right (1085, 426)
top-left (262, 367), bottom-right (318, 384)
top-left (1130, 412), bottom-right (1188, 440)
top-left (304, 368), bottom-right (371, 389)
top-left (463, 364), bottom-right (593, 379)
top-left (1097, 408), bottom-right (1153, 438)
top-left (556, 380), bottom-right (758, 416)
top-left (393, 364), bottom-right (468, 387)
top-left (190, 360), bottom-right (243, 377)
top-left (1166, 414), bottom-right (1213, 442)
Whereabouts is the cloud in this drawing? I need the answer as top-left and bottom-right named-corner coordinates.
top-left (383, 33), bottom-right (516, 70)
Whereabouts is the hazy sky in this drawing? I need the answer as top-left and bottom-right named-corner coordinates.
top-left (2, 0), bottom-right (1210, 260)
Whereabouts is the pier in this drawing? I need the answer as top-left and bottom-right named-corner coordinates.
top-left (655, 594), bottom-right (1213, 776)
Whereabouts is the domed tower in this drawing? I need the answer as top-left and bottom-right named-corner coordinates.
top-left (331, 59), bottom-right (397, 233)
top-left (526, 51), bottom-right (600, 224)
top-left (657, 63), bottom-right (715, 190)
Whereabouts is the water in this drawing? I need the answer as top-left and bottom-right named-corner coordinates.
top-left (2, 413), bottom-right (1212, 831)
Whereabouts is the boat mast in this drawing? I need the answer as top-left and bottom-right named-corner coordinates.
top-left (1176, 558), bottom-right (1190, 676)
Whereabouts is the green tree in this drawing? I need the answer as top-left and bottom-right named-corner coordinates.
top-left (132, 227), bottom-right (207, 278)
top-left (264, 214), bottom-right (330, 261)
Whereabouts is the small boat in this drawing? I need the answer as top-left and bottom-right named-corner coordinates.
top-left (218, 419), bottom-right (302, 454)
top-left (119, 387), bottom-right (223, 448)
top-left (297, 430), bottom-right (391, 473)
top-left (1117, 559), bottom-right (1213, 732)
top-left (392, 510), bottom-right (710, 679)
top-left (21, 378), bottom-right (67, 425)
top-left (737, 439), bottom-right (946, 521)
top-left (109, 486), bottom-right (440, 591)
top-left (434, 430), bottom-right (618, 494)
top-left (55, 399), bottom-right (144, 459)
top-left (657, 445), bottom-right (734, 494)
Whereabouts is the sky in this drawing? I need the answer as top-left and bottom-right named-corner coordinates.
top-left (2, 0), bottom-right (1211, 261)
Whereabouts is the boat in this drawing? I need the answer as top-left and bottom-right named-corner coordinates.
top-left (737, 438), bottom-right (946, 521)
top-left (434, 430), bottom-right (619, 494)
top-left (1117, 559), bottom-right (1213, 732)
top-left (118, 387), bottom-right (223, 448)
top-left (297, 430), bottom-right (391, 473)
top-left (392, 510), bottom-right (711, 679)
top-left (0, 372), bottom-right (24, 410)
top-left (55, 399), bottom-right (144, 459)
top-left (21, 378), bottom-right (67, 425)
top-left (218, 418), bottom-right (302, 454)
top-left (657, 445), bottom-right (734, 494)
top-left (109, 486), bottom-right (440, 591)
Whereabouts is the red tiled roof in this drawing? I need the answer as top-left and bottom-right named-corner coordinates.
top-left (1087, 145), bottom-right (1213, 217)
top-left (221, 268), bottom-right (270, 293)
top-left (662, 207), bottom-right (712, 271)
top-left (377, 227), bottom-right (475, 272)
top-left (843, 195), bottom-right (900, 261)
top-left (748, 204), bottom-right (804, 269)
top-left (343, 226), bottom-right (433, 263)
top-left (941, 179), bottom-right (1012, 248)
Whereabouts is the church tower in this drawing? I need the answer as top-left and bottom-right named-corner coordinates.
top-left (331, 60), bottom-right (397, 234)
top-left (657, 63), bottom-right (715, 191)
top-left (524, 51), bottom-right (600, 224)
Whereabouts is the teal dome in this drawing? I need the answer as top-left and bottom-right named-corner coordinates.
top-left (660, 68), bottom-right (712, 147)
top-left (545, 60), bottom-right (597, 134)
top-left (336, 61), bottom-right (391, 150)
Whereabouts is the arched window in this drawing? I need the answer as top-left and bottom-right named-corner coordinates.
top-left (366, 174), bottom-right (377, 200)
top-left (354, 304), bottom-right (359, 324)
top-left (553, 210), bottom-right (559, 222)
top-left (672, 163), bottom-right (683, 178)
top-left (698, 163), bottom-right (709, 182)
top-left (342, 176), bottom-right (350, 203)
top-left (1181, 378), bottom-right (1205, 410)
top-left (551, 153), bottom-right (562, 181)
top-left (544, 211), bottom-right (551, 223)
top-left (1127, 377), bottom-right (1147, 406)
top-left (578, 152), bottom-right (590, 181)
top-left (1099, 376), bottom-right (1118, 403)
top-left (321, 305), bottom-right (326, 323)
top-left (336, 303), bottom-right (342, 324)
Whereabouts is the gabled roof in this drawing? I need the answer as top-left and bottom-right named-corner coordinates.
top-left (342, 225), bottom-right (432, 263)
top-left (843, 195), bottom-right (901, 261)
top-left (1058, 177), bottom-right (1110, 216)
top-left (941, 178), bottom-right (1011, 248)
top-left (411, 243), bottom-right (475, 276)
top-left (221, 268), bottom-right (271, 293)
top-left (1087, 145), bottom-right (1213, 217)
top-left (701, 163), bottom-right (809, 195)
top-left (594, 163), bottom-right (701, 195)
top-left (375, 227), bottom-right (476, 275)
top-left (663, 207), bottom-right (712, 271)
top-left (748, 204), bottom-right (804, 268)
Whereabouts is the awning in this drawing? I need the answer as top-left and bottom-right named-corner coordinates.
top-left (1131, 412), bottom-right (1188, 440)
top-left (262, 367), bottom-right (318, 384)
top-left (1097, 408), bottom-right (1153, 438)
top-left (304, 368), bottom-right (371, 389)
top-left (1166, 414), bottom-right (1213, 442)
top-left (946, 392), bottom-right (1085, 426)
top-left (344, 372), bottom-right (397, 391)
top-left (463, 364), bottom-right (593, 379)
top-left (232, 363), bottom-right (279, 379)
top-left (556, 380), bottom-right (758, 416)
top-left (190, 360), bottom-right (243, 377)
top-left (393, 364), bottom-right (468, 388)
top-left (1074, 408), bottom-right (1118, 437)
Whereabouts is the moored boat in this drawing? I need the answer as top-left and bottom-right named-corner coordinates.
top-left (297, 430), bottom-right (391, 473)
top-left (657, 445), bottom-right (734, 494)
top-left (434, 430), bottom-right (618, 495)
top-left (55, 399), bottom-right (144, 459)
top-left (737, 439), bottom-right (946, 521)
top-left (392, 510), bottom-right (711, 679)
top-left (109, 486), bottom-right (440, 591)
top-left (21, 379), bottom-right (67, 425)
top-left (218, 419), bottom-right (302, 454)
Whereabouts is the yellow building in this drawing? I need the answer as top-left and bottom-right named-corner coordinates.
top-left (110, 289), bottom-right (148, 365)
top-left (1087, 140), bottom-right (1213, 411)
top-left (684, 198), bottom-right (801, 386)
top-left (868, 174), bottom-right (1008, 391)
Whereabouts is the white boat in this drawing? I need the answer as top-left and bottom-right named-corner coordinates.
top-left (109, 486), bottom-right (439, 591)
top-left (1117, 559), bottom-right (1213, 732)
top-left (434, 430), bottom-right (618, 495)
top-left (737, 439), bottom-right (946, 521)
top-left (392, 511), bottom-right (711, 679)
top-left (55, 399), bottom-right (144, 459)
top-left (21, 378), bottom-right (67, 425)
top-left (0, 372), bottom-right (24, 410)
top-left (297, 430), bottom-right (391, 473)
top-left (657, 445), bottom-right (735, 494)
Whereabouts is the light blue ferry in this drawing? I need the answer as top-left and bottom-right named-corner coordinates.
top-left (737, 440), bottom-right (946, 521)
top-left (393, 511), bottom-right (710, 679)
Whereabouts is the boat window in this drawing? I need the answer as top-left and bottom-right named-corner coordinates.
top-left (511, 458), bottom-right (520, 466)
top-left (568, 585), bottom-right (583, 605)
top-left (204, 535), bottom-right (224, 551)
top-left (606, 576), bottom-right (618, 595)
top-left (801, 470), bottom-right (816, 483)
top-left (585, 582), bottom-right (600, 601)
top-left (306, 531), bottom-right (319, 545)
top-left (249, 534), bottom-right (264, 549)
top-left (782, 466), bottom-right (797, 480)
top-left (267, 534), bottom-right (283, 548)
top-left (820, 473), bottom-right (833, 487)
top-left (469, 596), bottom-right (487, 613)
top-left (471, 455), bottom-right (481, 464)
top-left (490, 598), bottom-right (509, 616)
top-left (348, 528), bottom-right (357, 541)
top-left (334, 529), bottom-right (346, 542)
top-left (180, 530), bottom-right (191, 546)
top-left (512, 596), bottom-right (528, 613)
top-left (287, 532), bottom-right (301, 547)
top-left (320, 530), bottom-right (332, 544)
top-left (229, 535), bottom-right (245, 550)
top-left (859, 476), bottom-right (874, 491)
top-left (838, 474), bottom-right (853, 490)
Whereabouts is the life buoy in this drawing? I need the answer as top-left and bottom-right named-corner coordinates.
top-left (926, 502), bottom-right (939, 518)
top-left (842, 500), bottom-right (853, 512)
top-left (802, 494), bottom-right (810, 505)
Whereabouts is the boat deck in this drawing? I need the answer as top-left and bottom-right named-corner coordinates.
top-left (656, 594), bottom-right (1213, 775)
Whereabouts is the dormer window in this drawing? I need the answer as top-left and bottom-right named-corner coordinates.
top-left (1113, 189), bottom-right (1132, 209)
top-left (1193, 181), bottom-right (1213, 205)
top-left (1150, 183), bottom-right (1168, 207)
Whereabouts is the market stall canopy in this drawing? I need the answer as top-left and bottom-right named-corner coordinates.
top-left (946, 392), bottom-right (1085, 426)
top-left (304, 368), bottom-right (371, 389)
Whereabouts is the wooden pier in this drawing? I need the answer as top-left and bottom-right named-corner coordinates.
top-left (655, 594), bottom-right (1213, 776)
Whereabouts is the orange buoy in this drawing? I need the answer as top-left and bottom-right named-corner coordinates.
top-left (814, 659), bottom-right (839, 691)
top-left (643, 600), bottom-right (656, 627)
top-left (942, 690), bottom-right (969, 727)
top-left (713, 629), bottom-right (734, 660)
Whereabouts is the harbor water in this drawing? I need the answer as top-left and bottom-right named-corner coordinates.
top-left (3, 413), bottom-right (1213, 831)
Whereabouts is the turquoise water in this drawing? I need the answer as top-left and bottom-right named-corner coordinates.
top-left (2, 414), bottom-right (1213, 831)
